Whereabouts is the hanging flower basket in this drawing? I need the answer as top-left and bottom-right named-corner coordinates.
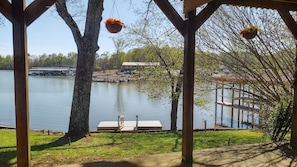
top-left (240, 25), bottom-right (259, 40)
top-left (105, 18), bottom-right (126, 33)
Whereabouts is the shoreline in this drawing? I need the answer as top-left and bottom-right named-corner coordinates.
top-left (92, 72), bottom-right (142, 83)
top-left (0, 124), bottom-right (247, 135)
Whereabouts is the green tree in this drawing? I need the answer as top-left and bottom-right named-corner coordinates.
top-left (127, 32), bottom-right (184, 131)
top-left (125, 1), bottom-right (188, 131)
top-left (95, 52), bottom-right (110, 71)
top-left (109, 51), bottom-right (126, 69)
top-left (0, 55), bottom-right (13, 70)
top-left (66, 52), bottom-right (77, 67)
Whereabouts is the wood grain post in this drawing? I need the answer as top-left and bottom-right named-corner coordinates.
top-left (231, 83), bottom-right (234, 128)
top-left (215, 82), bottom-right (218, 125)
top-left (182, 9), bottom-right (196, 163)
top-left (277, 10), bottom-right (297, 148)
top-left (221, 83), bottom-right (224, 126)
top-left (12, 0), bottom-right (30, 166)
top-left (237, 83), bottom-right (241, 128)
top-left (291, 45), bottom-right (297, 148)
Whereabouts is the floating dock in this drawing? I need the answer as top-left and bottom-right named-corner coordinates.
top-left (29, 67), bottom-right (76, 76)
top-left (97, 116), bottom-right (162, 132)
top-left (0, 124), bottom-right (15, 129)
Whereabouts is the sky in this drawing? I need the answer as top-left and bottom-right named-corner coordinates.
top-left (0, 1), bottom-right (140, 56)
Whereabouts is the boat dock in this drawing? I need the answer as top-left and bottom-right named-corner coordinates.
top-left (213, 78), bottom-right (261, 129)
top-left (29, 67), bottom-right (76, 76)
top-left (97, 115), bottom-right (162, 132)
top-left (0, 124), bottom-right (15, 129)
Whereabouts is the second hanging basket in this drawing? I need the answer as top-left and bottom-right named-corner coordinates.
top-left (240, 25), bottom-right (259, 40)
top-left (105, 18), bottom-right (126, 33)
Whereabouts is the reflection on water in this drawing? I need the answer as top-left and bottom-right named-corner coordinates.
top-left (0, 70), bottom-right (237, 132)
top-left (116, 83), bottom-right (124, 114)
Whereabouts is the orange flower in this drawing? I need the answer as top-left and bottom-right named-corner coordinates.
top-left (240, 25), bottom-right (259, 35)
top-left (105, 18), bottom-right (126, 28)
top-left (239, 25), bottom-right (259, 39)
top-left (240, 29), bottom-right (245, 35)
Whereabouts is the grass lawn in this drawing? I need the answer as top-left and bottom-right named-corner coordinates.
top-left (0, 129), bottom-right (269, 166)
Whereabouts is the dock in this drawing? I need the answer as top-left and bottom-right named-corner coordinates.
top-left (0, 124), bottom-right (15, 129)
top-left (29, 67), bottom-right (76, 76)
top-left (97, 115), bottom-right (162, 132)
top-left (213, 80), bottom-right (261, 129)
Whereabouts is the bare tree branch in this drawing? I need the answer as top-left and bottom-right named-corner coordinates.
top-left (55, 0), bottom-right (82, 47)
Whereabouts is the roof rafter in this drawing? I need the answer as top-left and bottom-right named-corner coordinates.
top-left (278, 10), bottom-right (297, 39)
top-left (184, 0), bottom-right (297, 13)
top-left (154, 0), bottom-right (186, 35)
top-left (194, 1), bottom-right (221, 31)
top-left (215, 0), bottom-right (297, 11)
top-left (0, 0), bottom-right (13, 22)
top-left (25, 0), bottom-right (57, 26)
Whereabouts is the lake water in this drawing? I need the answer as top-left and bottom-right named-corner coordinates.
top-left (0, 70), bottom-right (241, 132)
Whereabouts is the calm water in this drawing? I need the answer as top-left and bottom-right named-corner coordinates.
top-left (0, 70), bottom-right (243, 132)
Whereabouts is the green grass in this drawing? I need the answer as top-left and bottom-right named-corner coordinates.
top-left (0, 129), bottom-right (269, 166)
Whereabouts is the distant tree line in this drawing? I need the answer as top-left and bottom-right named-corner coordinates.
top-left (1, 46), bottom-right (218, 72)
top-left (0, 52), bottom-right (77, 70)
top-left (0, 55), bottom-right (13, 70)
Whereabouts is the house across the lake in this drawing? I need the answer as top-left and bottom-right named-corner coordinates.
top-left (120, 62), bottom-right (160, 74)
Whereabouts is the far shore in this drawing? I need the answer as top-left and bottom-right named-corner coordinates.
top-left (92, 71), bottom-right (143, 82)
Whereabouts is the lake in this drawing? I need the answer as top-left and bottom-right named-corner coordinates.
top-left (0, 70), bottom-right (238, 132)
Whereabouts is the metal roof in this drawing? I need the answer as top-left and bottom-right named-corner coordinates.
top-left (122, 62), bottom-right (160, 66)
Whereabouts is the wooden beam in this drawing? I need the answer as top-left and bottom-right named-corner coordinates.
top-left (12, 0), bottom-right (30, 166)
top-left (6, 0), bottom-right (58, 165)
top-left (279, 10), bottom-right (297, 148)
top-left (272, 0), bottom-right (297, 3)
top-left (182, 9), bottom-right (196, 163)
top-left (184, 0), bottom-right (297, 13)
top-left (278, 10), bottom-right (297, 39)
top-left (292, 46), bottom-right (297, 148)
top-left (25, 0), bottom-right (57, 26)
top-left (215, 0), bottom-right (297, 11)
top-left (184, 0), bottom-right (213, 14)
top-left (278, 13), bottom-right (297, 146)
top-left (154, 0), bottom-right (186, 35)
top-left (194, 1), bottom-right (220, 31)
top-left (0, 0), bottom-right (13, 22)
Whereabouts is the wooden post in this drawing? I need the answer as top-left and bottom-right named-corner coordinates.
top-left (136, 115), bottom-right (139, 131)
top-left (241, 84), bottom-right (245, 128)
top-left (12, 0), bottom-right (30, 166)
top-left (252, 89), bottom-right (255, 128)
top-left (221, 83), bottom-right (224, 126)
top-left (237, 83), bottom-right (241, 128)
top-left (278, 9), bottom-right (297, 149)
top-left (259, 105), bottom-right (262, 125)
top-left (291, 45), bottom-right (297, 148)
top-left (247, 84), bottom-right (250, 127)
top-left (182, 9), bottom-right (196, 163)
top-left (118, 115), bottom-right (120, 128)
top-left (215, 82), bottom-right (218, 125)
top-left (231, 83), bottom-right (235, 128)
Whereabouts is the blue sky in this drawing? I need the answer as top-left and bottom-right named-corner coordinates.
top-left (0, 1), bottom-right (139, 56)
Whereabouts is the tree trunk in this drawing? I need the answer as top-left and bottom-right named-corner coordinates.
top-left (170, 74), bottom-right (183, 131)
top-left (68, 42), bottom-right (96, 137)
top-left (171, 87), bottom-right (178, 131)
top-left (56, 0), bottom-right (103, 137)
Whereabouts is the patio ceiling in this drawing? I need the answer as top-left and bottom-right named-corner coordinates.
top-left (184, 0), bottom-right (297, 13)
